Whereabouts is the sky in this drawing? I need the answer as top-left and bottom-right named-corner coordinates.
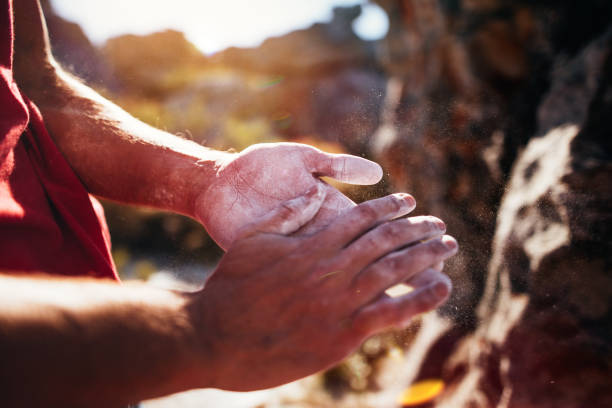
top-left (50, 0), bottom-right (389, 55)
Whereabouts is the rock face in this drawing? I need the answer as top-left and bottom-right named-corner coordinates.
top-left (370, 0), bottom-right (534, 320)
top-left (434, 29), bottom-right (612, 408)
top-left (360, 3), bottom-right (612, 406)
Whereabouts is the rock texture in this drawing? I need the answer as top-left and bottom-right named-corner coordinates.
top-left (367, 1), bottom-right (612, 406)
top-left (433, 30), bottom-right (612, 408)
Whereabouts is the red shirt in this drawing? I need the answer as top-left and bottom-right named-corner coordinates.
top-left (0, 0), bottom-right (117, 279)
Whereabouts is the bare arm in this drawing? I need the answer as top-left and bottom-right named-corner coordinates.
top-left (0, 274), bottom-right (206, 407)
top-left (12, 0), bottom-right (230, 217)
top-left (11, 0), bottom-right (383, 249)
top-left (0, 189), bottom-right (457, 406)
top-left (5, 3), bottom-right (457, 405)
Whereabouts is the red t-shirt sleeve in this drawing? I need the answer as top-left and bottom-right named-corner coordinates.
top-left (0, 0), bottom-right (118, 280)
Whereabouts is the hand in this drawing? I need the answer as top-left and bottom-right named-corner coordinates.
top-left (194, 142), bottom-right (383, 249)
top-left (191, 186), bottom-right (458, 391)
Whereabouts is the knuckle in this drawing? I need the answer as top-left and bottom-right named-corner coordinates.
top-left (383, 254), bottom-right (400, 272)
top-left (337, 157), bottom-right (348, 179)
top-left (387, 195), bottom-right (404, 214)
top-left (353, 266), bottom-right (379, 292)
top-left (380, 221), bottom-right (403, 242)
top-left (359, 234), bottom-right (378, 251)
top-left (412, 217), bottom-right (432, 233)
top-left (425, 218), bottom-right (438, 232)
top-left (429, 216), bottom-right (443, 225)
top-left (356, 203), bottom-right (378, 223)
top-left (358, 258), bottom-right (397, 291)
top-left (430, 216), bottom-right (446, 231)
top-left (368, 264), bottom-right (385, 285)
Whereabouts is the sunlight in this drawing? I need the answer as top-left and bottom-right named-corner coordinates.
top-left (50, 0), bottom-right (372, 55)
top-left (352, 2), bottom-right (389, 40)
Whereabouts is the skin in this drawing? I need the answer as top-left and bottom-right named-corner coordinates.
top-left (1, 1), bottom-right (459, 406)
top-left (1, 189), bottom-right (458, 407)
top-left (197, 189), bottom-right (457, 391)
top-left (12, 0), bottom-right (383, 249)
top-left (196, 142), bottom-right (383, 248)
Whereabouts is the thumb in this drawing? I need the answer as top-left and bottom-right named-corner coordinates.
top-left (307, 149), bottom-right (383, 185)
top-left (237, 183), bottom-right (327, 239)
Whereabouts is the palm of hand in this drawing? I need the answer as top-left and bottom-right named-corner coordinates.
top-left (195, 143), bottom-right (382, 249)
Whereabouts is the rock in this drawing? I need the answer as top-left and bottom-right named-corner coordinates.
top-left (371, 0), bottom-right (510, 319)
top-left (434, 31), bottom-right (612, 408)
top-left (469, 19), bottom-right (528, 81)
top-left (209, 6), bottom-right (373, 75)
top-left (102, 30), bottom-right (206, 96)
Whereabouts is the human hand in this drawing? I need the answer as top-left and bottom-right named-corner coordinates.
top-left (190, 185), bottom-right (458, 391)
top-left (194, 142), bottom-right (383, 249)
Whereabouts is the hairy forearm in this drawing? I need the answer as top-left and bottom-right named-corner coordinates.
top-left (0, 274), bottom-right (208, 407)
top-left (12, 0), bottom-right (232, 217)
top-left (18, 62), bottom-right (232, 217)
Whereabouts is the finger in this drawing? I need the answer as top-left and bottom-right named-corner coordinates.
top-left (315, 193), bottom-right (416, 250)
top-left (433, 262), bottom-right (444, 272)
top-left (340, 216), bottom-right (446, 273)
top-left (406, 268), bottom-right (449, 289)
top-left (352, 270), bottom-right (451, 336)
top-left (236, 183), bottom-right (326, 239)
top-left (350, 235), bottom-right (458, 304)
top-left (306, 148), bottom-right (383, 185)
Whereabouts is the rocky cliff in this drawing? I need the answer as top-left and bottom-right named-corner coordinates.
top-left (434, 29), bottom-right (612, 408)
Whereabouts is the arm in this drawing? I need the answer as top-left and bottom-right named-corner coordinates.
top-left (12, 0), bottom-right (230, 217)
top-left (0, 274), bottom-right (204, 408)
top-left (1, 188), bottom-right (457, 406)
top-left (12, 0), bottom-right (383, 248)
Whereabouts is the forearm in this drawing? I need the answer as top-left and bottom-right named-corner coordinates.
top-left (0, 274), bottom-right (209, 407)
top-left (19, 62), bottom-right (232, 216)
top-left (12, 0), bottom-right (232, 217)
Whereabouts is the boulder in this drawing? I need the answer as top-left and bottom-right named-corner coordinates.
top-left (435, 31), bottom-right (612, 408)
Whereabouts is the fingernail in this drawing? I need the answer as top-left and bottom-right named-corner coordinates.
top-left (442, 236), bottom-right (458, 250)
top-left (394, 193), bottom-right (415, 209)
top-left (434, 218), bottom-right (446, 231)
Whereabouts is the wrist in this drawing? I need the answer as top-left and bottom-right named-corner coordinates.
top-left (181, 291), bottom-right (225, 389)
top-left (156, 145), bottom-right (236, 218)
top-left (189, 149), bottom-right (237, 221)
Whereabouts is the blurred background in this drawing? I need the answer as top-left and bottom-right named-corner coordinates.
top-left (43, 0), bottom-right (612, 407)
